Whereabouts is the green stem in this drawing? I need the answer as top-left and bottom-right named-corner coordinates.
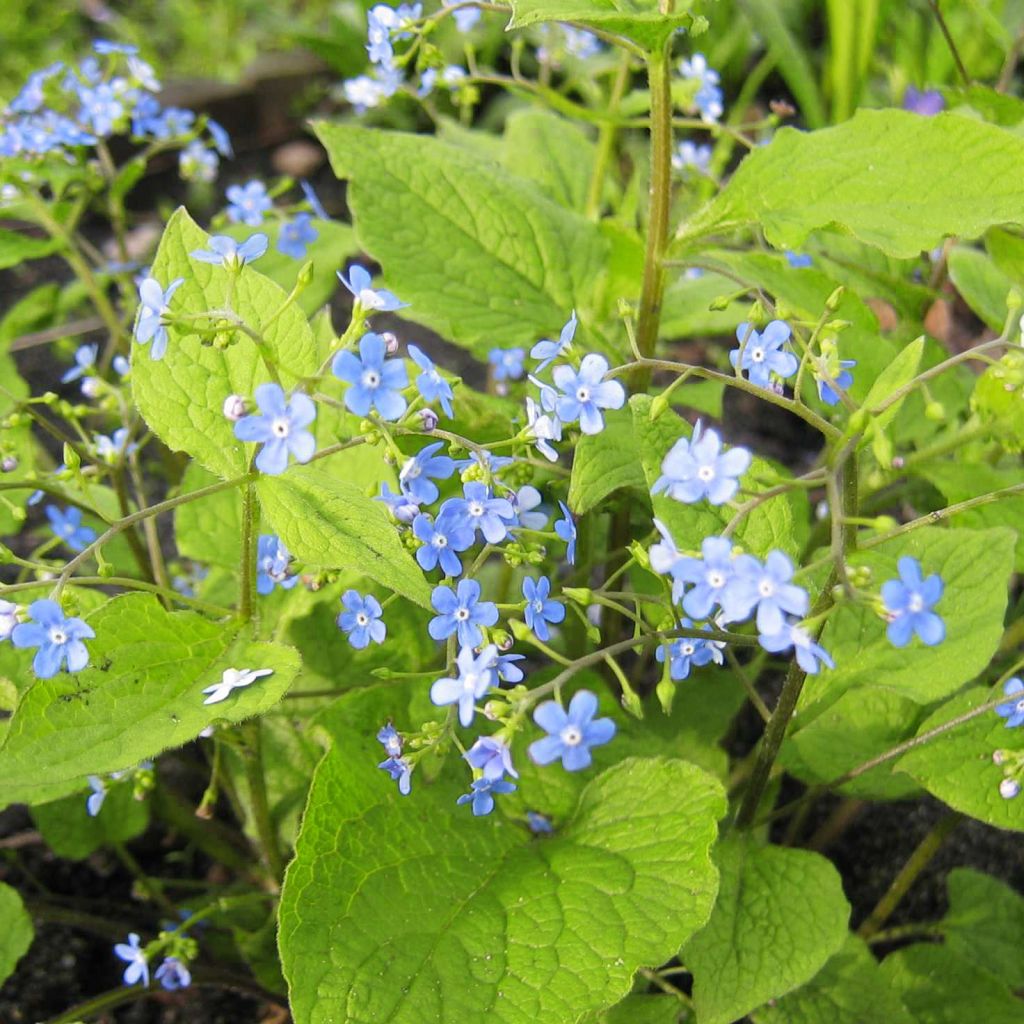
top-left (239, 483), bottom-right (258, 623)
top-left (243, 720), bottom-right (285, 885)
top-left (149, 786), bottom-right (256, 876)
top-left (45, 985), bottom-right (146, 1024)
top-left (1, 576), bottom-right (232, 617)
top-left (585, 53), bottom-right (633, 220)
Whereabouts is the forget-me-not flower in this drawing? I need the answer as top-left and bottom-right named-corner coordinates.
top-left (649, 518), bottom-right (689, 603)
top-left (525, 396), bottom-right (561, 462)
top-left (817, 359), bottom-right (857, 406)
top-left (413, 512), bottom-right (474, 577)
top-left (226, 180), bottom-right (271, 226)
top-left (256, 534), bottom-right (297, 594)
top-left (277, 214), bottom-right (318, 260)
top-left (656, 623), bottom-right (724, 681)
top-left (529, 689), bottom-right (616, 771)
top-left (673, 141), bottom-right (712, 174)
top-left (441, 482), bottom-right (515, 544)
top-left (531, 311), bottom-right (577, 372)
top-left (996, 678), bottom-right (1024, 728)
top-left (337, 590), bottom-right (386, 649)
top-left (759, 621), bottom-right (834, 674)
top-left (553, 353), bottom-right (626, 434)
top-left (465, 736), bottom-right (518, 780)
top-left (155, 957), bottom-right (191, 991)
top-left (652, 421), bottom-right (751, 506)
top-left (489, 347), bottom-right (526, 382)
top-left (407, 344), bottom-right (454, 417)
top-left (376, 481), bottom-right (421, 523)
top-left (61, 343), bottom-right (98, 383)
top-left (729, 550), bottom-right (809, 636)
top-left (882, 556), bottom-right (945, 647)
top-left (338, 263), bottom-right (407, 312)
top-left (379, 755), bottom-right (413, 794)
top-left (522, 575), bottom-right (565, 642)
top-left (135, 276), bottom-right (184, 360)
top-left (378, 722), bottom-right (403, 758)
top-left (399, 441), bottom-right (455, 504)
top-left (86, 775), bottom-right (106, 817)
top-left (679, 53), bottom-right (724, 123)
top-left (555, 500), bottom-right (577, 564)
top-left (114, 933), bottom-right (149, 987)
top-left (730, 321), bottom-right (798, 388)
top-left (0, 600), bottom-right (16, 642)
top-left (428, 579), bottom-right (499, 648)
top-left (457, 776), bottom-right (517, 816)
top-left (233, 383), bottom-right (317, 475)
top-left (674, 536), bottom-right (741, 622)
top-left (497, 652), bottom-right (526, 684)
top-left (46, 505), bottom-right (96, 552)
top-left (190, 233), bottom-right (267, 269)
top-left (430, 643), bottom-right (499, 726)
top-left (512, 485), bottom-right (548, 531)
top-left (333, 332), bottom-right (409, 420)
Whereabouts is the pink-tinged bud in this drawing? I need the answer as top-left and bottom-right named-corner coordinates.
top-left (1000, 778), bottom-right (1020, 800)
top-left (81, 377), bottom-right (100, 399)
top-left (1, 455), bottom-right (17, 473)
top-left (993, 749), bottom-right (1006, 765)
top-left (891, 455), bottom-right (905, 470)
top-left (418, 408), bottom-right (439, 431)
top-left (223, 394), bottom-right (248, 421)
top-left (381, 331), bottom-right (399, 355)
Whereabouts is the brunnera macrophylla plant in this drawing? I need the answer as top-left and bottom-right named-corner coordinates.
top-left (2, 4), bottom-right (1024, 1023)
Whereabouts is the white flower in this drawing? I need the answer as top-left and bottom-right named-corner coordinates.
top-left (202, 666), bottom-right (274, 705)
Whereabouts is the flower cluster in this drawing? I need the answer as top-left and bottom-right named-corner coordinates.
top-left (679, 53), bottom-right (724, 124)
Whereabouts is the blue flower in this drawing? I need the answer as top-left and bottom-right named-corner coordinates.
top-left (333, 333), bottom-right (409, 420)
top-left (759, 621), bottom-right (834, 674)
top-left (95, 426), bottom-right (136, 461)
top-left (496, 652), bottom-right (526, 684)
top-left (652, 421), bottom-right (751, 506)
top-left (465, 736), bottom-right (518, 780)
top-left (376, 482), bottom-right (421, 523)
top-left (94, 40), bottom-right (138, 55)
top-left (522, 576), bottom-right (565, 642)
top-left (155, 957), bottom-right (191, 991)
top-left (377, 722), bottom-right (403, 758)
top-left (190, 233), bottom-right (267, 269)
top-left (673, 141), bottom-right (712, 174)
top-left (457, 776), bottom-right (517, 816)
top-left (555, 500), bottom-right (577, 564)
top-left (86, 775), bottom-right (106, 817)
top-left (430, 643), bottom-right (499, 726)
top-left (399, 441), bottom-right (455, 504)
top-left (443, 0), bottom-right (480, 31)
top-left (135, 276), bottom-right (184, 360)
top-left (996, 678), bottom-right (1024, 728)
top-left (679, 53), bottom-right (724, 123)
top-left (528, 689), bottom-right (616, 771)
top-left (785, 251), bottom-right (813, 269)
top-left (407, 344), bottom-right (454, 417)
top-left (413, 513), bottom-right (474, 577)
top-left (337, 590), bottom-right (386, 649)
top-left (904, 86), bottom-right (944, 116)
top-left (379, 755), bottom-right (413, 795)
top-left (233, 383), bottom-right (317, 475)
top-left (0, 600), bottom-right (16, 642)
top-left (428, 579), bottom-right (498, 648)
top-left (656, 625), bottom-right (724, 680)
top-left (78, 83), bottom-right (124, 136)
top-left (207, 118), bottom-right (233, 158)
top-left (489, 347), bottom-right (525, 383)
top-left (728, 550), bottom-right (809, 635)
top-left (553, 354), bottom-right (626, 434)
top-left (453, 449), bottom-right (515, 476)
top-left (649, 518), bottom-right (688, 602)
top-left (178, 141), bottom-right (215, 183)
top-left (338, 263), bottom-right (407, 312)
top-left (114, 933), bottom-right (149, 987)
top-left (525, 395), bottom-right (561, 461)
top-left (527, 810), bottom-right (554, 834)
top-left (882, 556), bottom-right (945, 647)
top-left (817, 360), bottom-right (856, 406)
top-left (530, 311), bottom-right (577, 372)
top-left (512, 485), bottom-right (548, 531)
top-left (61, 343), bottom-right (97, 383)
top-left (226, 180), bottom-right (271, 226)
top-left (300, 179), bottom-right (329, 219)
top-left (441, 482), bottom-right (515, 544)
top-left (277, 214), bottom-right (318, 260)
top-left (256, 534), bottom-right (297, 594)
top-left (46, 505), bottom-right (96, 552)
top-left (730, 321), bottom-right (798, 388)
top-left (673, 536), bottom-right (740, 621)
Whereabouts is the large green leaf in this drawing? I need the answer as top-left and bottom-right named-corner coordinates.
top-left (686, 110), bottom-right (1024, 259)
top-left (879, 944), bottom-right (1023, 1024)
top-left (752, 935), bottom-right (914, 1024)
top-left (503, 109), bottom-right (595, 214)
top-left (278, 684), bottom-right (726, 1024)
top-left (568, 406), bottom-right (645, 515)
top-left (0, 882), bottom-right (33, 987)
top-left (947, 245), bottom-right (1016, 332)
top-left (506, 0), bottom-right (703, 50)
top-left (133, 207), bottom-right (319, 478)
top-left (0, 594), bottom-right (300, 806)
top-left (313, 123), bottom-right (611, 356)
top-left (800, 527), bottom-right (1015, 716)
top-left (896, 686), bottom-right (1024, 832)
top-left (682, 836), bottom-right (850, 1024)
top-left (257, 464), bottom-right (431, 608)
top-left (31, 782), bottom-right (150, 859)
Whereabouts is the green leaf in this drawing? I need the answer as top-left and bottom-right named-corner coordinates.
top-left (682, 836), bottom-right (850, 1024)
top-left (986, 227), bottom-right (1024, 280)
top-left (224, 218), bottom-right (357, 315)
top-left (948, 245), bottom-right (1016, 331)
top-left (0, 594), bottom-right (300, 806)
top-left (174, 463), bottom-right (244, 570)
top-left (687, 110), bottom-right (1024, 259)
top-left (632, 394), bottom-right (808, 559)
top-left (0, 226), bottom-right (59, 270)
top-left (942, 868), bottom-right (1024, 989)
top-left (896, 686), bottom-right (1024, 832)
top-left (586, 995), bottom-right (689, 1024)
top-left (257, 464), bottom-right (432, 608)
top-left (31, 782), bottom-right (150, 859)
top-left (972, 349), bottom-right (1024, 452)
top-left (0, 881), bottom-right (33, 987)
top-left (503, 109), bottom-right (595, 213)
top-left (879, 944), bottom-right (1023, 1024)
top-left (568, 406), bottom-right (646, 515)
top-left (279, 684), bottom-right (726, 1024)
top-left (802, 527), bottom-right (1015, 715)
top-left (133, 207), bottom-right (319, 479)
top-left (313, 123), bottom-right (611, 356)
top-left (752, 935), bottom-right (914, 1024)
top-left (858, 336), bottom-right (924, 442)
top-left (506, 0), bottom-right (703, 50)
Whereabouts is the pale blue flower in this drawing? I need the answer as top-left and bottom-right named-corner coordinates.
top-left (226, 180), bottom-right (271, 226)
top-left (465, 736), bottom-right (518, 780)
top-left (553, 354), bottom-right (626, 434)
top-left (413, 512), bottom-right (474, 577)
top-left (135, 276), bottom-right (184, 360)
top-left (256, 534), bottom-right (297, 594)
top-left (730, 321), bottom-right (798, 388)
top-left (233, 383), bottom-right (317, 475)
top-left (882, 556), bottom-right (945, 647)
top-left (428, 579), bottom-right (498, 648)
top-left (46, 505), bottom-right (96, 552)
top-left (338, 263), bottom-right (407, 311)
top-left (652, 421), bottom-right (751, 506)
top-left (996, 678), bottom-right (1024, 728)
top-left (457, 776), bottom-right (516, 816)
top-left (114, 933), bottom-right (149, 987)
top-left (333, 332), bottom-right (409, 420)
top-left (407, 344), bottom-right (454, 417)
top-left (555, 500), bottom-right (577, 564)
top-left (522, 575), bottom-right (565, 642)
top-left (399, 441), bottom-right (455, 504)
top-left (12, 600), bottom-right (93, 681)
top-left (759, 621), bottom-right (834, 674)
top-left (430, 643), bottom-right (499, 726)
top-left (277, 214), bottom-right (318, 260)
top-left (528, 690), bottom-right (615, 771)
top-left (338, 590), bottom-right (386, 648)
top-left (155, 958), bottom-right (191, 990)
top-left (531, 311), bottom-right (577, 372)
top-left (191, 233), bottom-right (268, 269)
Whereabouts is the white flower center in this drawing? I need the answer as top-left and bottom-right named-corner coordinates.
top-left (681, 643), bottom-right (695, 656)
top-left (433, 534), bottom-right (448, 548)
top-left (908, 594), bottom-right (924, 613)
top-left (455, 608), bottom-right (470, 621)
top-left (356, 613), bottom-right (369, 627)
top-left (362, 369), bottom-right (381, 389)
top-left (468, 501), bottom-right (484, 517)
top-left (1016, 699), bottom-right (1024, 714)
top-left (750, 346), bottom-right (765, 363)
top-left (49, 627), bottom-right (67, 645)
top-left (358, 288), bottom-right (384, 310)
top-left (271, 417), bottom-right (290, 439)
top-left (697, 465), bottom-right (715, 482)
top-left (758, 579), bottom-right (775, 598)
top-left (533, 599), bottom-right (545, 614)
top-left (707, 570), bottom-right (726, 589)
top-left (560, 725), bottom-right (583, 747)
top-left (576, 386), bottom-right (591, 403)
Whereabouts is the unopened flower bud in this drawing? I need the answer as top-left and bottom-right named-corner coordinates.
top-left (993, 749), bottom-right (1007, 766)
top-left (1000, 777), bottom-right (1020, 800)
top-left (418, 408), bottom-right (439, 431)
top-left (491, 628), bottom-right (513, 651)
top-left (924, 401), bottom-right (945, 421)
top-left (891, 455), bottom-right (905, 470)
top-left (825, 286), bottom-right (845, 312)
top-left (381, 331), bottom-right (399, 356)
top-left (81, 377), bottom-right (101, 399)
top-left (223, 394), bottom-right (248, 421)
top-left (1, 455), bottom-right (17, 473)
